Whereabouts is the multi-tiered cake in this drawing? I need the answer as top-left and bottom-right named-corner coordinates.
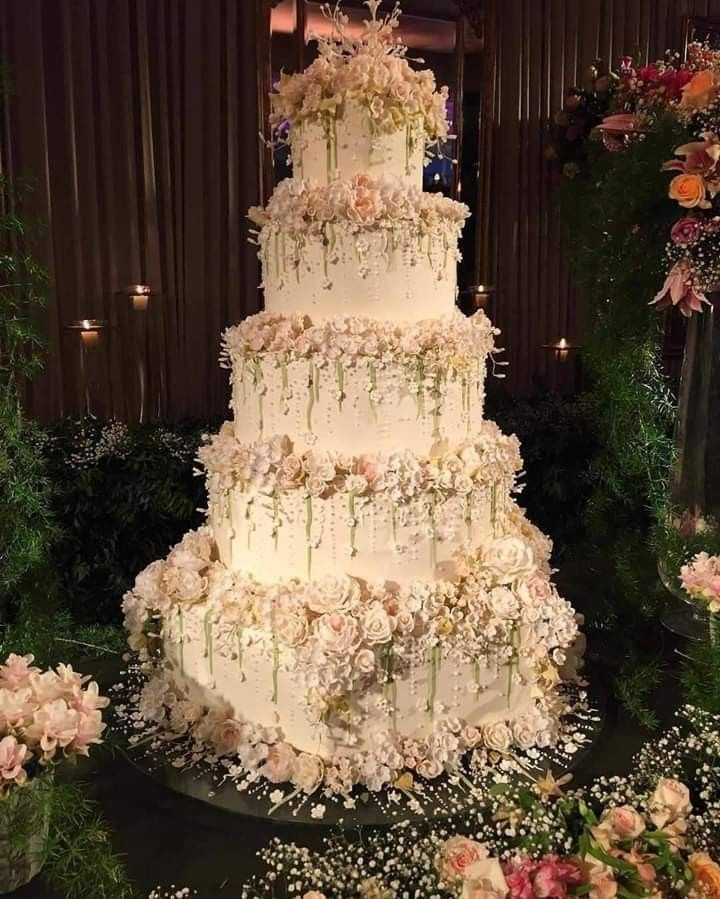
top-left (123, 1), bottom-right (581, 796)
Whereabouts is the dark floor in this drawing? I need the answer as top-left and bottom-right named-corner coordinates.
top-left (14, 564), bottom-right (686, 899)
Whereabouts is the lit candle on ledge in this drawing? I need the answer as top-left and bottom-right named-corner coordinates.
top-left (66, 319), bottom-right (106, 345)
top-left (542, 336), bottom-right (580, 363)
top-left (461, 284), bottom-right (496, 312)
top-left (64, 320), bottom-right (107, 416)
top-left (128, 284), bottom-right (151, 311)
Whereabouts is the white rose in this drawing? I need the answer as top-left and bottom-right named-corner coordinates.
top-left (134, 560), bottom-right (167, 603)
top-left (362, 601), bottom-right (393, 645)
top-left (461, 725), bottom-right (482, 748)
top-left (314, 613), bottom-right (359, 654)
top-left (274, 610), bottom-right (309, 648)
top-left (483, 720), bottom-right (512, 752)
top-left (262, 742), bottom-right (296, 784)
top-left (306, 575), bottom-right (361, 615)
top-left (162, 567), bottom-right (207, 605)
top-left (511, 713), bottom-right (539, 750)
top-left (417, 757), bottom-right (444, 779)
top-left (488, 586), bottom-right (520, 620)
top-left (353, 648), bottom-right (376, 677)
top-left (292, 752), bottom-right (324, 794)
top-left (482, 537), bottom-right (535, 584)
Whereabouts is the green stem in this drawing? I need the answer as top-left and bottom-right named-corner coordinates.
top-left (305, 495), bottom-right (313, 579)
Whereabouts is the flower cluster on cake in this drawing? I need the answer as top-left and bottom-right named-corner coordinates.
top-left (122, 0), bottom-right (584, 799)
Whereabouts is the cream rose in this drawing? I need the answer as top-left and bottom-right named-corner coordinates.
top-left (436, 835), bottom-right (489, 882)
top-left (314, 613), bottom-right (359, 654)
top-left (162, 566), bottom-right (207, 605)
top-left (262, 741), bottom-right (296, 783)
top-left (463, 858), bottom-right (508, 898)
top-left (593, 805), bottom-right (646, 848)
top-left (483, 720), bottom-right (513, 752)
top-left (292, 752), bottom-right (324, 794)
top-left (481, 537), bottom-right (535, 584)
top-left (651, 777), bottom-right (691, 828)
top-left (353, 648), bottom-right (377, 676)
top-left (362, 601), bottom-right (393, 645)
top-left (211, 718), bottom-right (243, 755)
top-left (306, 575), bottom-right (360, 614)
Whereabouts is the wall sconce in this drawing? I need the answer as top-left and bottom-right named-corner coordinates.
top-left (116, 285), bottom-right (163, 423)
top-left (64, 319), bottom-right (107, 415)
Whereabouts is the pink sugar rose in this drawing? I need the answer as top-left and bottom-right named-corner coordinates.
top-left (0, 735), bottom-right (30, 789)
top-left (262, 742), bottom-right (296, 784)
top-left (0, 654), bottom-right (40, 690)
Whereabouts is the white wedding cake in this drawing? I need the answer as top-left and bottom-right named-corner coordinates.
top-left (123, 1), bottom-right (581, 795)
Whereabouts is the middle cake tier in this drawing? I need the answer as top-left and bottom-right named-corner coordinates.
top-left (198, 423), bottom-right (522, 584)
top-left (223, 308), bottom-right (498, 455)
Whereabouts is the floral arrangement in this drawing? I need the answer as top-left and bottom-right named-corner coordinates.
top-left (0, 653), bottom-right (108, 790)
top-left (269, 1), bottom-right (450, 144)
top-left (680, 551), bottom-right (720, 614)
top-left (248, 172), bottom-right (468, 235)
top-left (197, 420), bottom-right (521, 501)
top-left (120, 520), bottom-right (580, 793)
top-left (238, 704), bottom-right (720, 898)
top-left (222, 308), bottom-right (495, 369)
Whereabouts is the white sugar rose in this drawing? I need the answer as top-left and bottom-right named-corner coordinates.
top-left (483, 720), bottom-right (513, 752)
top-left (306, 575), bottom-right (361, 615)
top-left (488, 586), bottom-right (520, 619)
top-left (511, 713), bottom-right (539, 750)
top-left (461, 725), bottom-right (482, 749)
top-left (162, 566), bottom-right (207, 605)
top-left (417, 757), bottom-right (444, 779)
top-left (292, 752), bottom-right (324, 794)
top-left (482, 537), bottom-right (535, 584)
top-left (362, 601), bottom-right (393, 645)
top-left (262, 741), bottom-right (296, 783)
top-left (274, 609), bottom-right (309, 648)
top-left (168, 530), bottom-right (213, 571)
top-left (134, 560), bottom-right (167, 604)
top-left (353, 648), bottom-right (377, 677)
top-left (314, 613), bottom-right (359, 654)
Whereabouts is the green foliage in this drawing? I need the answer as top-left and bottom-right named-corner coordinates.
top-left (39, 417), bottom-right (214, 623)
top-left (489, 391), bottom-right (597, 556)
top-left (44, 782), bottom-right (134, 899)
top-left (680, 635), bottom-right (720, 715)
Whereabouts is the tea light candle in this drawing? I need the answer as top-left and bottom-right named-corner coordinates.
top-left (542, 336), bottom-right (579, 362)
top-left (66, 319), bottom-right (106, 345)
top-left (128, 284), bottom-right (151, 311)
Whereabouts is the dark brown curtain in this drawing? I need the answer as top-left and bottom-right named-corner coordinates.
top-left (0, 0), bottom-right (261, 421)
top-left (485, 0), bottom-right (720, 394)
top-left (6, 0), bottom-right (720, 413)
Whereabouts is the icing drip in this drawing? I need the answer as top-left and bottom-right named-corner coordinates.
top-left (203, 608), bottom-right (214, 679)
top-left (426, 646), bottom-right (440, 718)
top-left (305, 496), bottom-right (313, 578)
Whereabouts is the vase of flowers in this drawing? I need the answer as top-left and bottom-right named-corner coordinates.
top-left (657, 291), bottom-right (720, 637)
top-left (0, 653), bottom-right (108, 893)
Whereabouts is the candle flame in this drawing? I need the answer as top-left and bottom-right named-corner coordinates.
top-left (558, 337), bottom-right (568, 349)
top-left (82, 319), bottom-right (91, 330)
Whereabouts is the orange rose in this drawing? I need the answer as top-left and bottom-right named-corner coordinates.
top-left (690, 852), bottom-right (720, 899)
top-left (680, 69), bottom-right (720, 110)
top-left (669, 173), bottom-right (708, 209)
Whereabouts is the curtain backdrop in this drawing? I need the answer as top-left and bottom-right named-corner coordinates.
top-left (0, 0), bottom-right (261, 421)
top-left (4, 0), bottom-right (720, 418)
top-left (485, 0), bottom-right (720, 394)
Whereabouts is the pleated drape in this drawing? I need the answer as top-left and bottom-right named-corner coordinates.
top-left (0, 0), bottom-right (261, 420)
top-left (486, 0), bottom-right (720, 393)
top-left (4, 0), bottom-right (720, 414)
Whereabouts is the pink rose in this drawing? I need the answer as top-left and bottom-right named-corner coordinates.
top-left (437, 836), bottom-right (489, 882)
top-left (262, 742), bottom-right (296, 783)
top-left (314, 613), bottom-right (359, 654)
top-left (592, 805), bottom-right (645, 848)
top-left (671, 217), bottom-right (703, 246)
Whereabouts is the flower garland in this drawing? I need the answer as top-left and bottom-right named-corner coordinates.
top-left (269, 1), bottom-right (450, 144)
top-left (196, 420), bottom-right (522, 501)
top-left (236, 704), bottom-right (720, 899)
top-left (222, 308), bottom-right (496, 369)
top-left (248, 173), bottom-right (469, 236)
top-left (0, 654), bottom-right (108, 789)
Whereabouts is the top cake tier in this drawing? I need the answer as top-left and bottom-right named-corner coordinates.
top-left (269, 2), bottom-right (451, 190)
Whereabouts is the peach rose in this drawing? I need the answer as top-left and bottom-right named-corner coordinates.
top-left (651, 777), bottom-right (691, 829)
top-left (680, 69), bottom-right (720, 110)
top-left (592, 805), bottom-right (645, 848)
top-left (437, 836), bottom-right (489, 882)
top-left (690, 853), bottom-right (720, 899)
top-left (669, 173), bottom-right (708, 209)
top-left (262, 741), bottom-right (296, 784)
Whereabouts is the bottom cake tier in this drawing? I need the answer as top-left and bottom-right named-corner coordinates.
top-left (123, 507), bottom-right (583, 793)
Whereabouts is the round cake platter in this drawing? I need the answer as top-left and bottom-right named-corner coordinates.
top-left (111, 667), bottom-right (606, 829)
